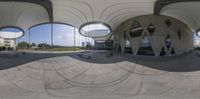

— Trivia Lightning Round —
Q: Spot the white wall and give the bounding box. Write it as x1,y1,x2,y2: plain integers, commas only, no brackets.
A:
0,38,16,48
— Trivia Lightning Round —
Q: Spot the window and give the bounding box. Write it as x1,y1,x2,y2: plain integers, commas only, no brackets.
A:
165,34,172,51
137,33,154,56
17,23,95,51
140,33,151,47
129,20,143,38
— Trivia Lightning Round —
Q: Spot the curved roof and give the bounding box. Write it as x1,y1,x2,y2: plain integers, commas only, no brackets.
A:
51,0,156,30
0,0,199,41
159,2,200,32
0,31,24,39
0,1,50,30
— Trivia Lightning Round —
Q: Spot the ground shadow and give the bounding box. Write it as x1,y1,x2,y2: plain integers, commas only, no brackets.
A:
0,51,200,72
123,53,200,72
0,52,72,70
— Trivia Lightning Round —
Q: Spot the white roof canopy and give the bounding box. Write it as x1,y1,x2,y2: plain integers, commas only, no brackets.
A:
51,0,155,41
0,2,50,30
0,0,199,41
0,31,23,39
51,0,156,30
160,2,200,32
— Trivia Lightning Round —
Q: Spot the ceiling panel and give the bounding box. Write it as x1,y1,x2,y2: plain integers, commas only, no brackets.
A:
0,2,50,30
51,0,156,30
160,2,200,32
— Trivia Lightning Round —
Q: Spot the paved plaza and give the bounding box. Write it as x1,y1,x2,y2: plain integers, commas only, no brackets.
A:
0,51,200,99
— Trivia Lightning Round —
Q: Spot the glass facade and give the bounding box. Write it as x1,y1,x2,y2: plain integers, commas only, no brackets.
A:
16,23,95,52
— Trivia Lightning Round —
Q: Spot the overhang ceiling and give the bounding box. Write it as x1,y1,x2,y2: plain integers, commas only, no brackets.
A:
0,0,199,41
159,2,200,32
0,1,50,30
51,0,156,30
0,31,24,39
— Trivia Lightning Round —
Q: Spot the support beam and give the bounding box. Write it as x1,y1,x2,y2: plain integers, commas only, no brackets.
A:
51,23,54,46
29,28,31,46
74,27,76,52
154,0,200,15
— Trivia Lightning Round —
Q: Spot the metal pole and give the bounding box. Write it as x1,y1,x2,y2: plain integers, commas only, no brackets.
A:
29,28,31,48
51,23,53,47
85,36,87,52
74,27,76,52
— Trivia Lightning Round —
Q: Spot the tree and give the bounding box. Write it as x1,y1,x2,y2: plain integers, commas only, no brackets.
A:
38,43,50,49
18,41,30,49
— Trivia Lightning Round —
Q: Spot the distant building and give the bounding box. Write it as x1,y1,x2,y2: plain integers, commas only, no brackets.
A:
114,15,194,56
82,42,85,47
0,38,16,48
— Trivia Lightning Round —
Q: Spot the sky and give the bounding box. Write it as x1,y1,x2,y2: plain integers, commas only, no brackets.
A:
195,32,200,39
1,28,22,33
16,24,94,47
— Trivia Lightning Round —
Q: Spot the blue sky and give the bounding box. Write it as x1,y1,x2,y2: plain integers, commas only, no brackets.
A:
16,24,94,47
1,28,22,33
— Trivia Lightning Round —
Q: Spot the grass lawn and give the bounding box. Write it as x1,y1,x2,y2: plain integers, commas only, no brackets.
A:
17,46,84,52
45,47,81,51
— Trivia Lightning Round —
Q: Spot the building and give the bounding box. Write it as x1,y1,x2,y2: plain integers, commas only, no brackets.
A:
114,15,194,56
0,38,16,48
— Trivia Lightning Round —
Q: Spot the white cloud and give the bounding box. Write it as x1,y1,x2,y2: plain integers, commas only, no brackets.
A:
56,35,63,39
